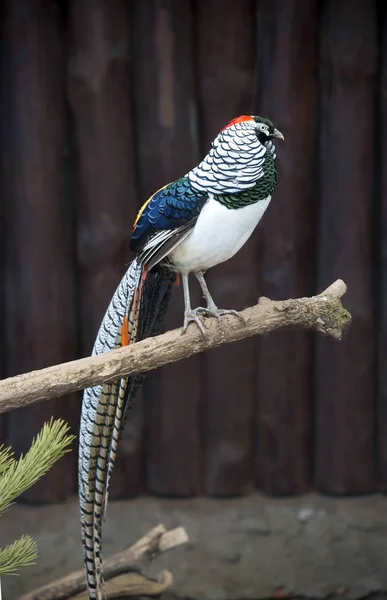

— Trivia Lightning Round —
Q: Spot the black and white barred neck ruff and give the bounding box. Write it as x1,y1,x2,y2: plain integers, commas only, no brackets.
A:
188,121,276,195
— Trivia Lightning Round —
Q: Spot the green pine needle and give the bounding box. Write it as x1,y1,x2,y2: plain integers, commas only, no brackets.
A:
0,418,75,515
0,536,38,575
0,446,14,475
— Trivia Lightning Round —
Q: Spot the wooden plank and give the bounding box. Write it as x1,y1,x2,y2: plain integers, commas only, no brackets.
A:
1,0,78,501
315,0,376,494
255,0,317,495
195,0,257,495
377,5,387,491
132,0,203,496
67,0,141,498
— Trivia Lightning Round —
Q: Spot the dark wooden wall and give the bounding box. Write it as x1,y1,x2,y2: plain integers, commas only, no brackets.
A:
0,0,384,501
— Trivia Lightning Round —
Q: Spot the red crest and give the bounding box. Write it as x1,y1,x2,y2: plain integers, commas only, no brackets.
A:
220,115,254,132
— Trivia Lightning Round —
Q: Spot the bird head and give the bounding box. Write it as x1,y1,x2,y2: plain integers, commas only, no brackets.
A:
220,115,284,145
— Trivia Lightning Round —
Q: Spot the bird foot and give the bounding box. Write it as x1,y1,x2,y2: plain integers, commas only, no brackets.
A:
181,307,246,337
182,308,207,338
207,308,247,323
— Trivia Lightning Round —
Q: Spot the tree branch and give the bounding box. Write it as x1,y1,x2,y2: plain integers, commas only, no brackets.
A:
16,525,189,600
0,280,351,414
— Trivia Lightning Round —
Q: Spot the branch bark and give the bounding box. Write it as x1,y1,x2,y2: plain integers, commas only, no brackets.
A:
0,280,351,414
16,525,188,600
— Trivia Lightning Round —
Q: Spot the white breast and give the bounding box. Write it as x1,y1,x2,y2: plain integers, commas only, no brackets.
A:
169,195,271,273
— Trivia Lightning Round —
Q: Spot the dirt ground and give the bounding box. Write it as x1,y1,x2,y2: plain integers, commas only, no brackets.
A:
2,493,387,600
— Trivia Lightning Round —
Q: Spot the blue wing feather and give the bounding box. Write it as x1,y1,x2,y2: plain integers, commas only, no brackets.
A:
130,177,207,253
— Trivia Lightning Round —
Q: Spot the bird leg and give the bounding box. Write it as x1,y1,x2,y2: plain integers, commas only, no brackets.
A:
181,273,207,337
195,271,246,323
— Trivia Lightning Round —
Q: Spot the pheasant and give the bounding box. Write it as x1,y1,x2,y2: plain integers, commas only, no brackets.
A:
79,115,283,599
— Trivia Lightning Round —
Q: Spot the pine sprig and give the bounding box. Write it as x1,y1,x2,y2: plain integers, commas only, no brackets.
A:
0,446,14,475
0,536,38,575
0,418,75,515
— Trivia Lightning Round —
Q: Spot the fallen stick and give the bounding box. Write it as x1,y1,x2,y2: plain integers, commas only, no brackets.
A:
16,525,188,600
71,570,173,599
0,279,351,414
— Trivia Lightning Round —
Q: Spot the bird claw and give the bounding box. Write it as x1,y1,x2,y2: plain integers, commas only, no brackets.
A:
212,308,246,323
182,308,207,338
199,303,246,323
181,307,246,337
195,306,219,318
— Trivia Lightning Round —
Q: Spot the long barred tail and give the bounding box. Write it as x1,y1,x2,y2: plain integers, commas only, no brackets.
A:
78,258,175,599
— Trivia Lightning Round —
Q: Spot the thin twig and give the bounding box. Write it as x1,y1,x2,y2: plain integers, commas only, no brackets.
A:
0,279,351,414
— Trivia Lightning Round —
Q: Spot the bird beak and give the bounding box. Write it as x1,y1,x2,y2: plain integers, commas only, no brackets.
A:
272,128,284,141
